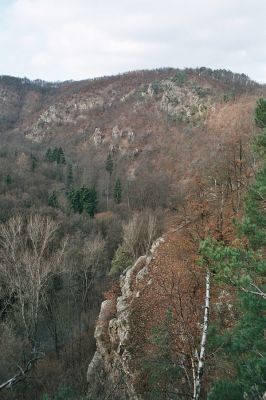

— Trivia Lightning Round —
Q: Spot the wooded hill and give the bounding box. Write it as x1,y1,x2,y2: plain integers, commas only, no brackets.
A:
0,68,265,399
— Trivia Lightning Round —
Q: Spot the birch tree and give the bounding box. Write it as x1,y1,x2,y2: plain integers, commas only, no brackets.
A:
193,270,210,400
0,214,67,345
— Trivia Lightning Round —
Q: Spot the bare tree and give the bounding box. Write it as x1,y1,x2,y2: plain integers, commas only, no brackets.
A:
0,351,44,391
0,214,67,345
81,234,106,305
122,211,160,259
122,214,143,259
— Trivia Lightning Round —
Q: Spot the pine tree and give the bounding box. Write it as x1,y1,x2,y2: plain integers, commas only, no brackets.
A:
105,154,113,210
207,292,265,400
105,154,113,176
68,188,83,214
114,178,122,204
48,191,59,208
45,148,53,162
31,154,37,172
68,186,97,217
255,97,266,128
81,186,98,217
58,147,66,164
52,148,59,163
66,163,73,189
6,174,11,185
253,131,266,160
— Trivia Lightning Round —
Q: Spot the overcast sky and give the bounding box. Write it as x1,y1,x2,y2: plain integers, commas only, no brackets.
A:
0,0,265,82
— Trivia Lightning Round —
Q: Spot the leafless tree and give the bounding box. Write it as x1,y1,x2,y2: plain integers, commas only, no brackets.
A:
0,351,44,391
81,234,106,305
0,214,67,345
122,211,160,259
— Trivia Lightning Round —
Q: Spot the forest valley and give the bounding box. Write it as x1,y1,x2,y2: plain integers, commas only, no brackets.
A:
0,68,265,399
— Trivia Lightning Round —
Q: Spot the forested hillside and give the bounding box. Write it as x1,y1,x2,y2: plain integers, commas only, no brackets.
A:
0,68,265,400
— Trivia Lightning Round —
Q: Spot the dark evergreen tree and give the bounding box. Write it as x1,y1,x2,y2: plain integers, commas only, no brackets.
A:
105,154,113,210
31,154,37,172
114,178,122,204
68,188,83,214
48,191,59,208
68,186,97,217
66,163,73,189
45,148,53,162
206,291,266,400
255,97,266,128
51,148,59,163
46,147,65,164
6,174,11,185
105,154,113,176
58,147,66,164
81,186,98,217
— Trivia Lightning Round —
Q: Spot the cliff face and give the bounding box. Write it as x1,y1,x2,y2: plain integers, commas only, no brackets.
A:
87,237,165,400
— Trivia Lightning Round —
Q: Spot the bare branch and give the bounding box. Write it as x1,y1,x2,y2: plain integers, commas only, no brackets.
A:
0,352,44,391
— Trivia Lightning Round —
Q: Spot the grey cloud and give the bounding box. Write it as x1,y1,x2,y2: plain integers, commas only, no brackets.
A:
0,0,265,82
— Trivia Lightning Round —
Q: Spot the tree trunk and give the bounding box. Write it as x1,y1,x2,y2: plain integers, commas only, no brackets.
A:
193,270,210,400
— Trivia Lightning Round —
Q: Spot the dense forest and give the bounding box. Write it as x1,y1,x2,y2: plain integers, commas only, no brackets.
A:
0,68,265,399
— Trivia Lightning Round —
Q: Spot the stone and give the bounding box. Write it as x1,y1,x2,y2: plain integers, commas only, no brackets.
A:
93,127,103,145
87,236,165,399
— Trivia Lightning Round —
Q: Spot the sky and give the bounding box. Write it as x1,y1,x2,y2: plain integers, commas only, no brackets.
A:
0,0,265,82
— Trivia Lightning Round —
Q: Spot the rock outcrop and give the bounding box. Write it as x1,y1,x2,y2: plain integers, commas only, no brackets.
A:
87,237,164,400
159,79,213,123
25,95,104,142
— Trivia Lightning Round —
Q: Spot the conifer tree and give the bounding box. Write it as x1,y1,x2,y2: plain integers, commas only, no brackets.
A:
68,186,97,217
58,147,66,164
114,178,122,204
6,174,11,185
66,163,73,189
48,191,59,208
68,188,83,214
46,147,66,164
105,154,113,176
105,154,113,210
45,148,53,162
255,97,266,128
31,154,37,172
52,148,59,163
82,186,98,217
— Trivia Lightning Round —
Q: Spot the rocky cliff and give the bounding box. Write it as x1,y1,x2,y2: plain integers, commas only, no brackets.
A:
87,237,164,400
